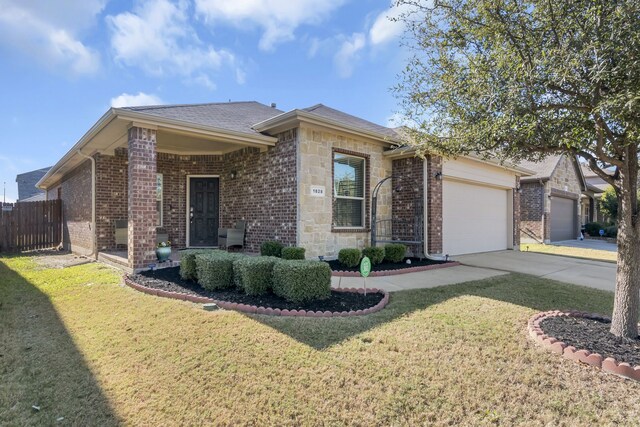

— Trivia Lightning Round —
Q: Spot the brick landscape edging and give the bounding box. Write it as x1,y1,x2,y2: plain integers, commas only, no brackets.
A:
332,261,461,277
528,310,640,382
123,275,390,317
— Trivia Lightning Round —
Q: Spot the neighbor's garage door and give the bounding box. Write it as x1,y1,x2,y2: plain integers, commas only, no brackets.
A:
550,197,576,241
442,180,509,255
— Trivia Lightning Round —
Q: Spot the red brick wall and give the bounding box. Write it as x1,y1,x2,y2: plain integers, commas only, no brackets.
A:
60,160,92,255
391,156,424,255
95,149,128,250
513,176,521,247
94,129,297,254
220,129,297,252
425,155,443,254
520,181,544,242
128,126,157,270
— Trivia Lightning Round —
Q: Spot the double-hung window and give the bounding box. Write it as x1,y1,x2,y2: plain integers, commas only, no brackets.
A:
333,153,365,228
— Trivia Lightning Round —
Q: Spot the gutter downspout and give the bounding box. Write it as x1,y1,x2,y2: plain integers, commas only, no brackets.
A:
77,150,97,259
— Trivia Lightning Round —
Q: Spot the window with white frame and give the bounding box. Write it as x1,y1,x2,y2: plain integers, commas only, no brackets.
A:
156,173,163,227
333,153,365,228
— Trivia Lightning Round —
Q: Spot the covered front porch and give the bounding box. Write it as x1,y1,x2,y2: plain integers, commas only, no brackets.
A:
86,112,281,271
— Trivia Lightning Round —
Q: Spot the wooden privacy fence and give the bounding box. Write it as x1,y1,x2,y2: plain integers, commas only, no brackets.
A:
0,200,63,253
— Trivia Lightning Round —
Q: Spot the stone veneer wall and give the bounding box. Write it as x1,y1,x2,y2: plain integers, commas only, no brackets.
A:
297,124,392,259
391,156,425,256
60,160,93,255
94,129,297,254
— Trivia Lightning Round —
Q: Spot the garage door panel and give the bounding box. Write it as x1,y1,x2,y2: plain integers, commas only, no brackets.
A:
443,180,509,255
550,197,576,241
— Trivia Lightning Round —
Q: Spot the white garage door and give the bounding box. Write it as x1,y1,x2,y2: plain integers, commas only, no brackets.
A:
443,180,509,255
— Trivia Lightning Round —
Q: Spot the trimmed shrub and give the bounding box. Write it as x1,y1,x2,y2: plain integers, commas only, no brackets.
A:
362,246,385,265
260,240,284,257
272,260,331,303
179,249,212,280
281,246,306,260
338,248,362,268
384,243,407,263
195,252,244,290
233,256,279,296
584,222,603,236
605,226,618,238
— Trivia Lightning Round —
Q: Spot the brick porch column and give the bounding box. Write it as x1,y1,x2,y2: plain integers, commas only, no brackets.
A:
128,125,157,270
426,155,443,254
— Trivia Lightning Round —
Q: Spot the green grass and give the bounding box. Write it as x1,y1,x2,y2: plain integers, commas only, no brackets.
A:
520,243,617,262
1,254,639,425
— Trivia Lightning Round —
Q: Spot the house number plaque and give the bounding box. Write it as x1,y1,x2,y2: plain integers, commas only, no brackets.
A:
310,185,325,197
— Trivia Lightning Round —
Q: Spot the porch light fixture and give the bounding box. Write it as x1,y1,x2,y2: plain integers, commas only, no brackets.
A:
230,170,238,179
434,171,443,181
516,185,522,194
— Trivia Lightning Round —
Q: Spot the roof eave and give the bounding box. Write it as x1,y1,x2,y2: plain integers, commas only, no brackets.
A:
253,109,403,146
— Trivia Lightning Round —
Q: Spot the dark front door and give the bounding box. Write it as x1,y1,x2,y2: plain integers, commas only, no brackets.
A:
189,177,219,247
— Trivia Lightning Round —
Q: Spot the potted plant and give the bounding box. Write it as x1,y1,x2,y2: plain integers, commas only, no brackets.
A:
156,240,172,262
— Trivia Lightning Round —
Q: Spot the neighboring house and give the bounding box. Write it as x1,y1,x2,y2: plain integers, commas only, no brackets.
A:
37,101,530,271
580,163,610,225
519,154,587,243
15,167,51,201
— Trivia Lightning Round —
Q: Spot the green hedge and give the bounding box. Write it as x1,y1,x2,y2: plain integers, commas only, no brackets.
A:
605,226,618,238
272,260,331,303
179,249,213,280
281,246,306,260
584,222,603,236
260,241,284,257
338,248,361,268
195,252,245,290
362,246,385,265
233,256,279,296
384,243,407,263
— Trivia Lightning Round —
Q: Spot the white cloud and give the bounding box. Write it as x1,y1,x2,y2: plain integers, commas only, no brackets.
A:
334,33,366,78
369,3,408,46
110,92,164,108
0,0,103,74
107,0,238,88
194,0,346,51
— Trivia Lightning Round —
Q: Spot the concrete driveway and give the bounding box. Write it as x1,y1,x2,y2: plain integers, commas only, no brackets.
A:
456,250,616,292
547,239,617,252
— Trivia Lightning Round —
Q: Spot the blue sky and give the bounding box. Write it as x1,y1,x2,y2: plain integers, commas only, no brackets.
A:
0,0,409,202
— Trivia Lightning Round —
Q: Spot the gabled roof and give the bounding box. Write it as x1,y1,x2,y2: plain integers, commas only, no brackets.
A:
519,154,587,191
301,104,400,140
16,166,51,201
518,155,563,180
122,101,284,137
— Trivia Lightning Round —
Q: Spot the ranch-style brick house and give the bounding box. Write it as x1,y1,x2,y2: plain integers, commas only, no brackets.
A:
37,101,531,271
519,154,587,243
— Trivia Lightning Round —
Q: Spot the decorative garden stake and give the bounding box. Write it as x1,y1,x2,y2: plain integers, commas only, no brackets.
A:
360,256,371,296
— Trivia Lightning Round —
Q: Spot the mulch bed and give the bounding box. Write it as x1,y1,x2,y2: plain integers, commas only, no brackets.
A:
131,267,383,312
325,257,448,272
540,316,640,367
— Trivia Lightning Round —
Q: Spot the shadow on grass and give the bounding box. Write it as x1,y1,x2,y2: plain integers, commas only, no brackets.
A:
255,273,617,350
0,255,119,425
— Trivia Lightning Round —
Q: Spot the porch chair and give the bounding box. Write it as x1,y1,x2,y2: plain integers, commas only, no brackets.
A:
218,220,246,250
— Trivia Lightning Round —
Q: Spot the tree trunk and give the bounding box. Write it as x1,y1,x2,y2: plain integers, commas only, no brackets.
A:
610,152,640,338
611,228,640,338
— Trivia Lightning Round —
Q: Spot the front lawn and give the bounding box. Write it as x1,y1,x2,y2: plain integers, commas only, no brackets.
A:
1,254,638,425
520,243,617,262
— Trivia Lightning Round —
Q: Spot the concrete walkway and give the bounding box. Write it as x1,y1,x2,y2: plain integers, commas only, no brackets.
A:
551,239,617,252
331,265,508,292
456,250,616,292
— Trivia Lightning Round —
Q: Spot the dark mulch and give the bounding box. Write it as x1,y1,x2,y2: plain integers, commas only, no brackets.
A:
326,257,449,272
541,316,640,366
131,267,383,312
